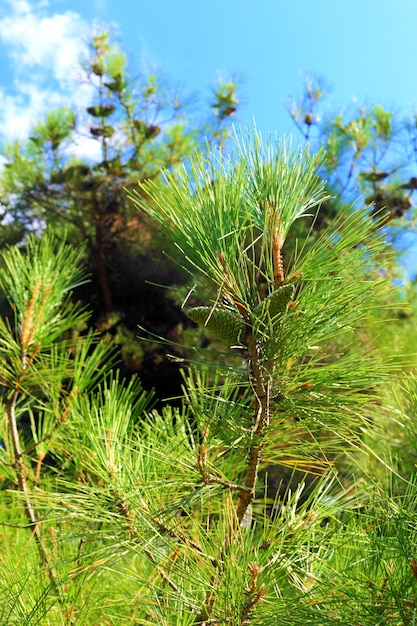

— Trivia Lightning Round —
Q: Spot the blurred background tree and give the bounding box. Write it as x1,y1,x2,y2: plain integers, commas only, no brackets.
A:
288,75,417,271
0,31,239,401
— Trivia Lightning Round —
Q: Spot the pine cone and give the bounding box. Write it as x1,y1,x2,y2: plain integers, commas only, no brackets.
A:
187,306,246,346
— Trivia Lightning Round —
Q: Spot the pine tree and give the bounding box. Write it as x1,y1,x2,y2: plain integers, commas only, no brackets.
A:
125,130,402,623
2,132,417,625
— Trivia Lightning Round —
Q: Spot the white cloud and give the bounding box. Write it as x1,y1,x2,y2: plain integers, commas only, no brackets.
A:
0,88,41,140
65,134,103,162
0,0,92,141
0,0,88,83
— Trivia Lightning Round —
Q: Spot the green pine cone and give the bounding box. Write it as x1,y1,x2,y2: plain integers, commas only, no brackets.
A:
187,306,246,346
253,283,295,320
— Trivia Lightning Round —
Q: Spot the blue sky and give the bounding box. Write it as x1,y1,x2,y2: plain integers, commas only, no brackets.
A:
58,0,417,134
0,0,416,276
2,0,417,139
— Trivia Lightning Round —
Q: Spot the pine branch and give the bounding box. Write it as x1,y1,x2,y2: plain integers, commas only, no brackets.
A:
235,332,271,526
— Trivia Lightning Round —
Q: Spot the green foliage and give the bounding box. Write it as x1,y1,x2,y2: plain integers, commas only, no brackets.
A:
31,108,76,152
130,134,327,305
1,133,417,625
288,76,417,247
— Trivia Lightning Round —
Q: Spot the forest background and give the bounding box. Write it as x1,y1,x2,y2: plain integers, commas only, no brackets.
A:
1,1,417,624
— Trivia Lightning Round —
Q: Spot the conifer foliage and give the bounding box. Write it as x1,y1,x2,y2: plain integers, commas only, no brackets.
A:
1,132,416,625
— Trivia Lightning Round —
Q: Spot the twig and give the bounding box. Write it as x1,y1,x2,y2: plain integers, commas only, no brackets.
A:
6,391,61,594
148,510,218,566
114,490,211,595
235,333,271,526
240,562,266,624
197,444,252,492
